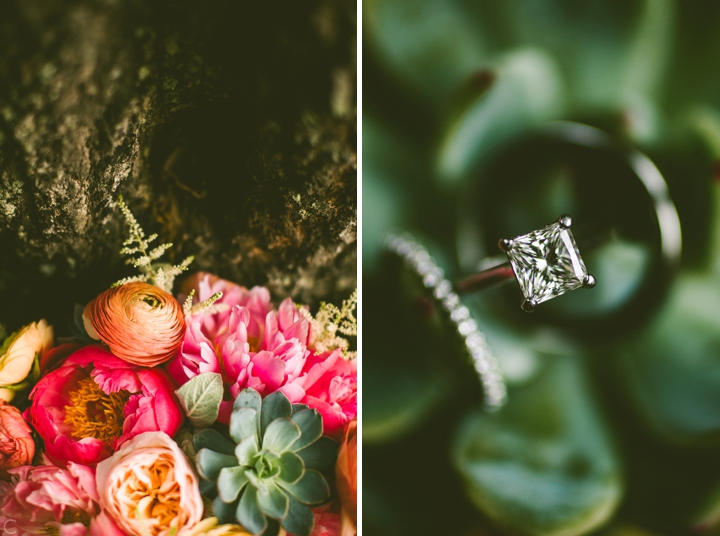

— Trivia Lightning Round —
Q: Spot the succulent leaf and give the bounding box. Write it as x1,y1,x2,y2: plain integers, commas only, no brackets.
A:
197,449,239,480
213,495,238,525
289,409,323,451
261,391,292,435
237,485,268,535
235,388,263,416
278,450,304,484
292,403,310,413
262,418,301,453
257,482,290,519
295,436,339,472
193,428,236,456
200,479,218,499
278,469,330,506
230,407,258,443
235,435,259,467
280,494,315,536
218,466,250,504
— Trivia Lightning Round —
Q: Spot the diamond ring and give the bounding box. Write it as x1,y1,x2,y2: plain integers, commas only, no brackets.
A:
456,214,596,312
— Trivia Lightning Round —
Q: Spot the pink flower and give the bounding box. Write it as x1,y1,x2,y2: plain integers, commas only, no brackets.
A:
27,345,184,466
0,461,100,535
0,400,35,477
300,354,357,437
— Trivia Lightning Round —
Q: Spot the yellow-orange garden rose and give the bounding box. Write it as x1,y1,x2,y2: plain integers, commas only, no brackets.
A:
95,431,203,536
0,400,35,477
336,420,357,536
184,518,252,536
0,319,53,401
83,282,185,366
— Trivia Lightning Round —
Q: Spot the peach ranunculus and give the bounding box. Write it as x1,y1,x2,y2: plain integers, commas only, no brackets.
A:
336,420,357,534
96,431,203,536
0,401,35,477
0,319,53,401
184,518,252,536
83,281,185,367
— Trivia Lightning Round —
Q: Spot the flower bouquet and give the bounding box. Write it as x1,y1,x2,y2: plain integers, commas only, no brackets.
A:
0,199,357,536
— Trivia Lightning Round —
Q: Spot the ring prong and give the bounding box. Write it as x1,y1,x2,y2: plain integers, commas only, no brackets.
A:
558,214,572,229
521,299,537,313
498,238,514,252
583,274,596,288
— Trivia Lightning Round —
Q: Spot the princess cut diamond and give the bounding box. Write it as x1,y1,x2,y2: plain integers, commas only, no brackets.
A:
503,218,592,310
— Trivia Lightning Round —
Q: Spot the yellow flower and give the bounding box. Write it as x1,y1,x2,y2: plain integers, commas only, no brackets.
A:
183,518,252,536
96,431,203,536
0,320,53,402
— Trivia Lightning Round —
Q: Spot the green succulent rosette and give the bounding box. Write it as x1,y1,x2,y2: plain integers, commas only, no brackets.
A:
194,388,338,536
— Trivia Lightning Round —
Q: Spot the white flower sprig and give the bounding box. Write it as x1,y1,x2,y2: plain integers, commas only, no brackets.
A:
299,289,357,359
113,196,194,294
182,289,227,317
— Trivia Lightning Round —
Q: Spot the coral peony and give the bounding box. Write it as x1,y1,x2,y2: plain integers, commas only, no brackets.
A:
27,345,183,466
0,319,53,401
336,420,357,532
96,431,203,536
0,401,35,478
300,353,357,437
0,461,100,535
83,281,185,366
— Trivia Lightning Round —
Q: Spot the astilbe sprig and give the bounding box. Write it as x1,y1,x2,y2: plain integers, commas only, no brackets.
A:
299,289,357,358
112,196,194,293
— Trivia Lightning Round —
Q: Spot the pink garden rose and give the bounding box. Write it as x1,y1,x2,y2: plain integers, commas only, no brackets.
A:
0,400,35,477
27,345,184,466
0,461,100,535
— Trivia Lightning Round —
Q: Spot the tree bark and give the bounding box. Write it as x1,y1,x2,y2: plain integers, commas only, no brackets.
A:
0,0,357,331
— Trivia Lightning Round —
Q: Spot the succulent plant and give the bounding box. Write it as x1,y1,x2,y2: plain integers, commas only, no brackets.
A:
194,388,338,536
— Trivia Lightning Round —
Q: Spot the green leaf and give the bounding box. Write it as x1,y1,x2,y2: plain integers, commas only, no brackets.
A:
196,449,238,481
174,372,223,428
292,403,310,413
234,388,262,414
237,485,267,535
280,494,315,536
262,418,301,453
289,409,322,451
278,469,330,506
235,435,259,467
200,479,217,499
295,436,339,472
277,450,304,484
230,408,258,444
193,429,235,456
453,354,622,536
213,495,238,525
218,466,250,504
257,482,290,520
261,391,292,436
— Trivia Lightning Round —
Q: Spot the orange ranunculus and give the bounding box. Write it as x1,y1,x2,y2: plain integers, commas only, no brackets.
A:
0,400,35,477
83,282,185,367
336,420,357,534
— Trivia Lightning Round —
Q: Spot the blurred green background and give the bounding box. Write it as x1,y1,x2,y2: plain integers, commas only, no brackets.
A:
362,1,720,535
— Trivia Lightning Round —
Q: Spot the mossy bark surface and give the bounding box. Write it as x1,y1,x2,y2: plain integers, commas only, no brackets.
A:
0,0,356,331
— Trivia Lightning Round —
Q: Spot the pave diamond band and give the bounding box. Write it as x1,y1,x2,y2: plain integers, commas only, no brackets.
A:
457,215,596,311
385,232,507,411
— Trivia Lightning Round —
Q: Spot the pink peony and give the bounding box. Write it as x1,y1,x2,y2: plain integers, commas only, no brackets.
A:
300,353,357,437
0,461,100,535
0,400,35,477
27,345,184,466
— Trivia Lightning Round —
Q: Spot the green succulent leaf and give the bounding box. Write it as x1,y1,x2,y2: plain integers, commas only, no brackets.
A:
235,387,263,412
196,449,238,481
292,403,310,413
261,391,292,436
263,418,301,453
278,469,330,506
218,466,250,504
246,468,269,495
193,429,236,456
280,494,315,536
235,435,259,467
289,409,323,451
296,436,339,472
174,372,224,428
213,495,238,525
230,408,258,444
200,479,217,499
277,450,304,484
237,485,268,535
257,482,290,520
